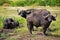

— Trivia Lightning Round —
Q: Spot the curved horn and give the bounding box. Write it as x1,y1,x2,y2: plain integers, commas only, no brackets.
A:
44,14,50,18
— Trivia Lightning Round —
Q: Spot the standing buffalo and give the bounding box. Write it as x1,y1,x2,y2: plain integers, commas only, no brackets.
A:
18,9,57,35
3,18,19,29
18,9,37,30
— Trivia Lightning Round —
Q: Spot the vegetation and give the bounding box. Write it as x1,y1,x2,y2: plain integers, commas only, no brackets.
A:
0,0,60,40
0,0,10,5
0,0,60,6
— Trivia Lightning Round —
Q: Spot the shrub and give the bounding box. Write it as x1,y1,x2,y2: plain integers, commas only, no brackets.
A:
9,0,36,6
0,0,10,5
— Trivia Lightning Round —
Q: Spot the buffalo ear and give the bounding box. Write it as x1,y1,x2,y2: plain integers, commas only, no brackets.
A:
45,17,52,22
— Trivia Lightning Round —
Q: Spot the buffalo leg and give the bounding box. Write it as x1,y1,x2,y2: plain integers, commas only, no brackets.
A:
27,22,33,34
43,27,48,35
43,22,51,35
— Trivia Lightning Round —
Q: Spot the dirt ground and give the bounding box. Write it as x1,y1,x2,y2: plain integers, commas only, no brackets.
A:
0,29,60,40
7,33,60,40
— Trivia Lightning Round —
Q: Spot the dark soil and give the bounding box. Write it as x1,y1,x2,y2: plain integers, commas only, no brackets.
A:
0,29,60,40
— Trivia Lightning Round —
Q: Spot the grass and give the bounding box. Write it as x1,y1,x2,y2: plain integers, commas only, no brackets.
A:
0,6,60,40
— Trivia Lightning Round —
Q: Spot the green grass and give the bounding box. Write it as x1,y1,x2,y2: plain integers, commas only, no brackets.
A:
0,6,60,39
0,16,4,28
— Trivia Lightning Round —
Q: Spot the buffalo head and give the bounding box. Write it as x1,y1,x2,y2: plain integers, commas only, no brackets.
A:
17,10,31,18
3,18,19,29
17,9,34,18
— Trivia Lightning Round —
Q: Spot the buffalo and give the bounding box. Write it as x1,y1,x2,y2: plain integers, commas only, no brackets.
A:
3,18,19,29
18,9,37,30
18,9,57,35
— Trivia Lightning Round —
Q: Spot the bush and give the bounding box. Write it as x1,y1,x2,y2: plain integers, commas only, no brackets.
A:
38,1,46,6
0,0,10,5
15,1,27,6
0,0,60,6
9,1,16,6
9,0,36,6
